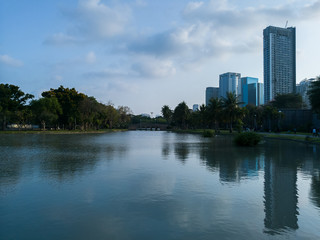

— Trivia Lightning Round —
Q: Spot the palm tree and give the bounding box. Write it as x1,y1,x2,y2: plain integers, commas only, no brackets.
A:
207,98,223,132
198,104,207,128
222,92,242,133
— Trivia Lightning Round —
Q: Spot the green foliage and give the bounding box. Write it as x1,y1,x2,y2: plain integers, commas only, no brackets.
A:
30,97,62,130
262,105,282,131
0,83,34,129
161,105,173,123
0,83,132,131
271,93,304,109
42,86,86,128
242,104,263,130
203,129,214,137
235,119,244,132
305,136,312,142
234,132,262,146
308,76,320,113
117,106,132,128
222,92,242,132
172,101,190,129
207,98,223,130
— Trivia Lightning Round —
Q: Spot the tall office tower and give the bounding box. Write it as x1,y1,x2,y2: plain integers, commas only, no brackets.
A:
263,26,296,103
205,87,219,106
219,72,241,99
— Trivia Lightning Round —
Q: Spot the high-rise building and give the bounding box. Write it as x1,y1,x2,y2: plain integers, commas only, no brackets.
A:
219,72,241,99
296,78,315,109
263,26,296,103
248,82,264,106
241,77,258,105
205,87,219,106
192,104,199,112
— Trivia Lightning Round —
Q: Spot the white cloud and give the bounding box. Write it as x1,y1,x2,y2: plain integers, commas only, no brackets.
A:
44,33,81,45
44,0,132,45
76,0,131,39
135,0,147,7
86,51,96,63
54,75,63,81
132,56,176,78
126,0,320,71
183,2,204,14
0,54,23,67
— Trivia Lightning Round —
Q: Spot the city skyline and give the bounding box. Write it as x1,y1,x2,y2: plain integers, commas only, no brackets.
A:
1,0,320,115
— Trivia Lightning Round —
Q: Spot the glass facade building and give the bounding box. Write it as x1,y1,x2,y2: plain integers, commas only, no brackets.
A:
205,87,219,106
263,26,296,103
219,72,241,99
241,77,264,106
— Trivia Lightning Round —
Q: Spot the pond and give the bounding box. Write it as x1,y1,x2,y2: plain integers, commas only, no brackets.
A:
0,131,319,239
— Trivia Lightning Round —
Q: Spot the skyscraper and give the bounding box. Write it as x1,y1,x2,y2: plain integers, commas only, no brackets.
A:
205,87,219,106
263,26,296,103
219,72,241,99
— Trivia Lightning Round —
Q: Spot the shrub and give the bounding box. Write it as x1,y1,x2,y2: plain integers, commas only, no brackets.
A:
203,130,214,137
305,136,312,142
234,132,262,146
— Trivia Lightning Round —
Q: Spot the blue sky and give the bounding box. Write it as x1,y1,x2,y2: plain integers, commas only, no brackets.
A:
1,0,320,115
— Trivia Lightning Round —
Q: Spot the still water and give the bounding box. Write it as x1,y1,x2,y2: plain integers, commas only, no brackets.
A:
0,131,319,240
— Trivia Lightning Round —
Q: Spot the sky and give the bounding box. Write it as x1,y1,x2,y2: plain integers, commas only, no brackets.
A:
1,0,320,115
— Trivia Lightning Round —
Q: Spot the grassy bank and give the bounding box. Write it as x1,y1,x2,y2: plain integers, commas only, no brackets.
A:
170,129,320,145
0,129,127,135
262,133,320,144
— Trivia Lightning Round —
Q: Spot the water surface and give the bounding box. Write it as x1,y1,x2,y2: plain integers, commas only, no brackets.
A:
0,131,319,239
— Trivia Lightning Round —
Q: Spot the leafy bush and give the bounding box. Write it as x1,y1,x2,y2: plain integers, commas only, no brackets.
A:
203,130,214,137
305,136,312,141
234,132,262,146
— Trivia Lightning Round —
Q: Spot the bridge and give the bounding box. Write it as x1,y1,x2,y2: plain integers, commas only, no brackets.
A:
128,123,169,131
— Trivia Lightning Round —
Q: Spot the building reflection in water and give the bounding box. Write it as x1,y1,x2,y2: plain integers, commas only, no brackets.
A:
161,133,320,233
263,143,299,234
310,147,320,209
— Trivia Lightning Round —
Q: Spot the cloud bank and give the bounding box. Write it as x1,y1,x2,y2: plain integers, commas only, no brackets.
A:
0,54,23,67
44,0,320,80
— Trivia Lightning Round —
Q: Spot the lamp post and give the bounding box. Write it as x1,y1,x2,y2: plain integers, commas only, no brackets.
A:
278,110,281,132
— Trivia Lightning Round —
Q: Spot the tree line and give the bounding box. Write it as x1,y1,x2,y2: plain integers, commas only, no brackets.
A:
0,84,132,131
161,76,320,132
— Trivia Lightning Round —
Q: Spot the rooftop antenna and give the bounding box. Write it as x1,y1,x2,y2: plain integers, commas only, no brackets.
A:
285,20,288,28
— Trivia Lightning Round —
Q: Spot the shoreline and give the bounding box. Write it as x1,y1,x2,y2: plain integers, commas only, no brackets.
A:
0,129,127,135
169,129,320,145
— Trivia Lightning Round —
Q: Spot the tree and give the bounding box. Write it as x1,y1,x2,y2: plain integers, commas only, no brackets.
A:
117,106,132,128
172,101,190,129
30,97,62,130
262,105,281,132
101,104,119,129
308,76,320,113
42,86,86,129
271,93,304,109
243,104,263,130
0,83,34,130
161,105,173,124
222,92,242,132
78,97,99,130
207,98,223,131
